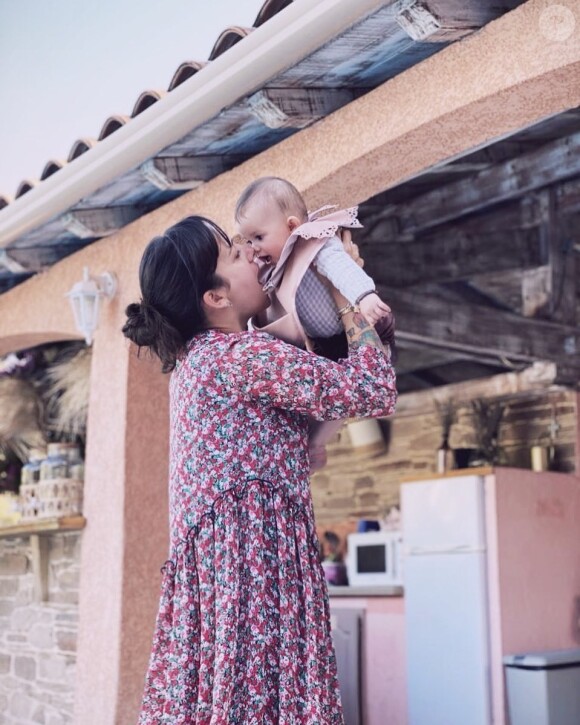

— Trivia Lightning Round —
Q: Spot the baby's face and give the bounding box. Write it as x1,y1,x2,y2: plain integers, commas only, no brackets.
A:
236,200,293,265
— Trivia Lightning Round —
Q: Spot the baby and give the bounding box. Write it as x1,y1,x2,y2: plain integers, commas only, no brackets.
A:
234,176,392,347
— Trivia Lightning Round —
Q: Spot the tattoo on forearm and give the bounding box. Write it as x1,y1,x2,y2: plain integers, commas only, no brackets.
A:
343,316,382,351
350,328,382,350
352,312,368,331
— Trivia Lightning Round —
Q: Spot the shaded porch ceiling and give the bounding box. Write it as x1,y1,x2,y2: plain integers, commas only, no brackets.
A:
356,107,580,392
2,0,577,395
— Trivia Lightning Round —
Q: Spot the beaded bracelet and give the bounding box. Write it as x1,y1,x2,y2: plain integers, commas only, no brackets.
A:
355,289,377,304
336,303,360,320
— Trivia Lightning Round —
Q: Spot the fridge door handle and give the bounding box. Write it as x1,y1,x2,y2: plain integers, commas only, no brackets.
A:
405,544,486,556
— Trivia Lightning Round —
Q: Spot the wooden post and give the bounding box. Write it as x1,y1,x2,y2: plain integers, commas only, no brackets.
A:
30,534,50,602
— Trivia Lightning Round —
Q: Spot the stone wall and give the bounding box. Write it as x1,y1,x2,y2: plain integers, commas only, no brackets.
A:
312,388,578,531
0,533,80,725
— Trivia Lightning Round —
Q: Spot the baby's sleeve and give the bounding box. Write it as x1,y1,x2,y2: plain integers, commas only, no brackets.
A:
314,235,375,304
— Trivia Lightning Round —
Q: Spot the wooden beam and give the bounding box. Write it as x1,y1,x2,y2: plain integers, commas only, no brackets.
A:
395,337,542,373
394,342,467,375
360,195,541,245
522,266,551,317
394,0,522,42
247,88,354,129
61,206,146,238
5,241,90,272
383,131,580,235
541,191,577,325
0,249,27,274
557,177,580,215
382,285,580,377
30,534,50,602
363,226,543,286
395,361,560,416
141,155,250,191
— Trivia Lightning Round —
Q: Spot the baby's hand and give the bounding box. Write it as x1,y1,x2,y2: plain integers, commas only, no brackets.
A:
359,293,391,326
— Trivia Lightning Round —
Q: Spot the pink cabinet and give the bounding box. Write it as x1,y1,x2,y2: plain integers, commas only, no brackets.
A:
330,591,407,725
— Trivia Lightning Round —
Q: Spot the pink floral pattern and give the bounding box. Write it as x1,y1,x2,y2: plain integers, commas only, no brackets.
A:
139,329,397,724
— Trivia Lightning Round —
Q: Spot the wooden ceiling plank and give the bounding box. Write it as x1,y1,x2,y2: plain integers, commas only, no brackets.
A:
556,176,580,215
395,361,559,416
363,226,542,286
385,131,580,235
381,284,580,371
520,189,577,324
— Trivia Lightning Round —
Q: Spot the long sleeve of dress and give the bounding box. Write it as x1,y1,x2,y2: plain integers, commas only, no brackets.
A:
225,332,396,421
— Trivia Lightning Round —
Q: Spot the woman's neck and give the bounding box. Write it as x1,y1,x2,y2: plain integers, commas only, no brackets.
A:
206,313,250,334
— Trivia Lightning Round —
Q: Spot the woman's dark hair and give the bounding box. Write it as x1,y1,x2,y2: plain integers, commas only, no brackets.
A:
122,215,230,373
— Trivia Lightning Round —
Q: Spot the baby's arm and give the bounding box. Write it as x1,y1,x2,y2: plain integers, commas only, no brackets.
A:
314,235,391,324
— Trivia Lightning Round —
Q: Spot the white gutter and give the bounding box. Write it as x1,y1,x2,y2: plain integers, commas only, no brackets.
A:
0,0,388,248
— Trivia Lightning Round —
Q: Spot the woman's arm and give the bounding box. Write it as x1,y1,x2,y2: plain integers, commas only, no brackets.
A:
223,326,396,422
332,287,386,352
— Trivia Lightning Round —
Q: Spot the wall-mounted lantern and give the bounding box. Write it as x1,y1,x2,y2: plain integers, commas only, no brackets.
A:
66,267,117,345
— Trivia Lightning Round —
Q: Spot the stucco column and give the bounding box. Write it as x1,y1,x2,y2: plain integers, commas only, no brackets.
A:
74,322,169,724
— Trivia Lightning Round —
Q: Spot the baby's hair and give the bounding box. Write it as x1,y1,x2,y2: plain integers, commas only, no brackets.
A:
235,177,308,223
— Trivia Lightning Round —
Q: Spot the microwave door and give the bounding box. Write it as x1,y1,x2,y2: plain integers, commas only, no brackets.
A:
352,539,398,586
357,542,387,575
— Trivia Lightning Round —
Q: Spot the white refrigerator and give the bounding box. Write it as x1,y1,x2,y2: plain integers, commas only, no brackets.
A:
402,474,491,725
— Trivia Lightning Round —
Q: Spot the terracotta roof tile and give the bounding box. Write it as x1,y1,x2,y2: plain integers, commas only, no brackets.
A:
98,115,130,141
40,160,65,180
67,138,97,162
131,90,167,117
254,0,293,27
15,180,37,199
2,0,292,202
167,61,206,91
208,26,253,60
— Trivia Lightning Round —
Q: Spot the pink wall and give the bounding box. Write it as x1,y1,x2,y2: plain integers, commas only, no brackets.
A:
74,336,170,724
486,468,580,724
330,595,407,725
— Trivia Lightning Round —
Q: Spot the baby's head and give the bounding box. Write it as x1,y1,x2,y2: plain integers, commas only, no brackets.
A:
235,177,308,264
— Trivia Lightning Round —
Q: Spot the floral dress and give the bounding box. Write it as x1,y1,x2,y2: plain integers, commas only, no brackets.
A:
139,329,397,724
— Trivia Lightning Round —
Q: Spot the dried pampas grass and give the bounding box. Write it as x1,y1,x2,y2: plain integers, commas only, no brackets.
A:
0,377,46,461
45,348,92,439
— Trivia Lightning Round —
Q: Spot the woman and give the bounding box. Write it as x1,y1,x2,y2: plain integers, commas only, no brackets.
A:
123,216,397,724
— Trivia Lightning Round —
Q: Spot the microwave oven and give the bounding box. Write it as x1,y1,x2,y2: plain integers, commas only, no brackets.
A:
346,531,404,587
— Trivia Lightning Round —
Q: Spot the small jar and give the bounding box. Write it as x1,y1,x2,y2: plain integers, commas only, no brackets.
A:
56,444,84,480
68,448,85,481
21,450,44,486
40,443,70,481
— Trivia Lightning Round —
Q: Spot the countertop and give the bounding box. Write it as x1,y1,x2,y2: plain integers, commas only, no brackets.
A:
327,585,404,597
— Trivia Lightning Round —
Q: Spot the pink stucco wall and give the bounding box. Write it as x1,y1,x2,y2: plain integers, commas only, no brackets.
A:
486,469,580,724
0,1,577,721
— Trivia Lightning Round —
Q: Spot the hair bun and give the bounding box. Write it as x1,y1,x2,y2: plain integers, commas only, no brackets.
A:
122,299,185,372
122,300,158,347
